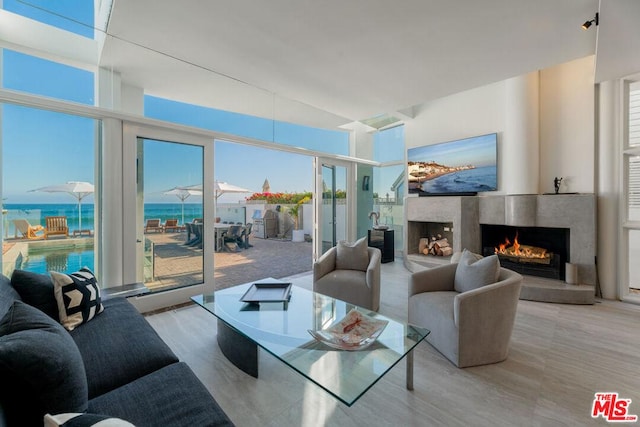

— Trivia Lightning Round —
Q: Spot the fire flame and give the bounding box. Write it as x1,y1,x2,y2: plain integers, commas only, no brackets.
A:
494,232,548,259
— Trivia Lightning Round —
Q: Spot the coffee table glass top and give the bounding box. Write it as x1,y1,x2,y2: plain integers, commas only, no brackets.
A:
191,279,430,406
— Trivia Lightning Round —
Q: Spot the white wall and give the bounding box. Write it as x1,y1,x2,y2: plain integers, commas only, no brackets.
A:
539,56,595,194
405,81,506,157
404,55,596,195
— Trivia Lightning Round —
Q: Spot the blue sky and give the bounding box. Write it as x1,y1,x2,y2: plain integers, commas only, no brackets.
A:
407,133,497,168
1,2,401,205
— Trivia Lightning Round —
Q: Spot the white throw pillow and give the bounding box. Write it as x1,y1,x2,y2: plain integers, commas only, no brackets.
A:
454,249,500,293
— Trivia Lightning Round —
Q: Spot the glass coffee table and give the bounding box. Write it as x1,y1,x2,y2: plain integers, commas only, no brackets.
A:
191,278,430,407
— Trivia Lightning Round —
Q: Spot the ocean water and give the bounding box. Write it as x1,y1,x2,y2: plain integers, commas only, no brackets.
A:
420,165,497,194
2,203,205,236
1,203,248,237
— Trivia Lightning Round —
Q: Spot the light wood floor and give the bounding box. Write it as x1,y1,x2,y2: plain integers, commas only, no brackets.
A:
146,260,640,427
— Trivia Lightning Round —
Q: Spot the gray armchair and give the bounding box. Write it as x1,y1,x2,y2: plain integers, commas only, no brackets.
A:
313,245,381,311
408,262,522,368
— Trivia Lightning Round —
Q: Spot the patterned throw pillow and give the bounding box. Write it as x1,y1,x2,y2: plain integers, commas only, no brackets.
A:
50,268,104,331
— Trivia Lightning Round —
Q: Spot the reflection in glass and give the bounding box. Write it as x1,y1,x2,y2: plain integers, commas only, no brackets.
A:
138,138,204,291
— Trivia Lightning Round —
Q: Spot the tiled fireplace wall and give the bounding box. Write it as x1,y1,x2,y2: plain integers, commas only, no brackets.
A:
405,194,596,285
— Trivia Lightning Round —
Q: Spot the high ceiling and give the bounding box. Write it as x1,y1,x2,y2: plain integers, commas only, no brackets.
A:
100,0,637,130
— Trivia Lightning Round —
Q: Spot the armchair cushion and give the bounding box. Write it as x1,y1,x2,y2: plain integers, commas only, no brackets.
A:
453,249,500,293
335,237,369,271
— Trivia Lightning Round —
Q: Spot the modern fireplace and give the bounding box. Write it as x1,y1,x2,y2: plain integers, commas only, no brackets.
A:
481,225,570,280
405,194,596,285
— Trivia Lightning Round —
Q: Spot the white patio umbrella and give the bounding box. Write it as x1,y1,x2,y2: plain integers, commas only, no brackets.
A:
163,187,202,224
182,181,251,200
30,181,94,231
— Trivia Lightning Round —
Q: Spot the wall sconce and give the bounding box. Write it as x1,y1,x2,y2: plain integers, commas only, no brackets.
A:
581,12,598,30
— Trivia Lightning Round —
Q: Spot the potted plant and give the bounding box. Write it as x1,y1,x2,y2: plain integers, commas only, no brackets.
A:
289,196,310,242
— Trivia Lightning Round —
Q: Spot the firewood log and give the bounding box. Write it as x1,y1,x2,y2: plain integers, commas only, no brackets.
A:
418,238,429,254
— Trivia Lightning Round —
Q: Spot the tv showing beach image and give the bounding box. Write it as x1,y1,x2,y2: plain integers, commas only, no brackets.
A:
407,133,498,195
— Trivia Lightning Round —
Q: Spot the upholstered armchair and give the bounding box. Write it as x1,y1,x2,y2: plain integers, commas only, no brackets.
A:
313,237,381,311
408,251,523,368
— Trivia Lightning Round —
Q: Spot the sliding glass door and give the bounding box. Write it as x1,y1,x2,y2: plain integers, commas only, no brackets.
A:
316,159,351,257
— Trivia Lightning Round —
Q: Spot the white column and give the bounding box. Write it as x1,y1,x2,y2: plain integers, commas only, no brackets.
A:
503,72,540,195
99,118,124,288
597,80,621,299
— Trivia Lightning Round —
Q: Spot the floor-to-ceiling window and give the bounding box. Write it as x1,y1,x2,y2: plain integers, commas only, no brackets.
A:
372,125,405,255
1,49,98,279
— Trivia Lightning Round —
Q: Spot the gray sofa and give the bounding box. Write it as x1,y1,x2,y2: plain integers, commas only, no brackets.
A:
0,271,234,427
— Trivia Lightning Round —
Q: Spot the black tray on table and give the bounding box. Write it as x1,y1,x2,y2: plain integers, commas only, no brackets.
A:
240,282,293,304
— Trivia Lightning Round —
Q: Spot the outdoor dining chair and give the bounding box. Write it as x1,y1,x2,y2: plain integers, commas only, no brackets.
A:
222,225,243,252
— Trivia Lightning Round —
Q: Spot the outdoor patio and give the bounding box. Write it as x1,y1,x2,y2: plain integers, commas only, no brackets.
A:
146,231,314,291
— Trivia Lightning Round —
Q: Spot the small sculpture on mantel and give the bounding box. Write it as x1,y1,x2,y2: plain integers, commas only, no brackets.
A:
554,177,563,194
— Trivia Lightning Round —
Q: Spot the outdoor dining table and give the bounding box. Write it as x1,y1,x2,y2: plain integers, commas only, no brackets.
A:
214,223,230,251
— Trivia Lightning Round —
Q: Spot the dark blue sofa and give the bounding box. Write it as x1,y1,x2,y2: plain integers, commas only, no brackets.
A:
0,271,234,427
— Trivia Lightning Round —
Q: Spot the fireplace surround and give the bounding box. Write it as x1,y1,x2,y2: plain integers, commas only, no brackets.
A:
405,194,596,303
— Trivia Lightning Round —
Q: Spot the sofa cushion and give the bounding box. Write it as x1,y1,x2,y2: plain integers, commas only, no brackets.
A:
50,268,104,331
71,297,179,399
10,269,59,321
335,237,369,271
44,413,135,427
87,362,234,427
454,249,500,293
0,301,88,426
0,273,21,319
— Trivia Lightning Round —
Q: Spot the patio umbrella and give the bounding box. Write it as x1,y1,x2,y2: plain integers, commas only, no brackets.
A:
30,181,94,231
214,181,251,200
182,181,251,200
163,187,202,224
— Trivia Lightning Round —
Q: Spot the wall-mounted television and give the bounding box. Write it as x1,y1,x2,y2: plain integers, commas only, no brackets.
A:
407,133,498,196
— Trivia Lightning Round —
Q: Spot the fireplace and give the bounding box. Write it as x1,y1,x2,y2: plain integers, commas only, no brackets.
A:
481,224,570,280
407,221,454,257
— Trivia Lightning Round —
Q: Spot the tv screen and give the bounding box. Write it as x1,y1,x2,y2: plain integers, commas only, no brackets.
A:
407,133,498,196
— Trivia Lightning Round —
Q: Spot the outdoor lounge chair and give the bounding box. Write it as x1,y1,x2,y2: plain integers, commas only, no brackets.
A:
44,216,69,239
144,218,163,233
163,218,181,232
13,219,45,239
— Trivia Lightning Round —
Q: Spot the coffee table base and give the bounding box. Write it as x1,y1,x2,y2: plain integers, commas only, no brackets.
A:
217,319,416,390
217,319,258,378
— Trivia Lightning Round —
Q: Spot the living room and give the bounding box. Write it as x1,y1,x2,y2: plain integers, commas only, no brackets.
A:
1,1,640,426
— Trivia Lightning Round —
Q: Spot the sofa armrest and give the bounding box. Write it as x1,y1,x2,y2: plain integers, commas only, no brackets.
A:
453,269,523,329
313,246,337,282
365,248,381,310
409,263,457,297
